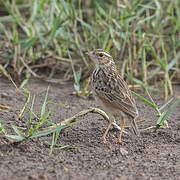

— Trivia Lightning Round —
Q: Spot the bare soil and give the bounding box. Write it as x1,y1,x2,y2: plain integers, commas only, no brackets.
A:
0,77,180,180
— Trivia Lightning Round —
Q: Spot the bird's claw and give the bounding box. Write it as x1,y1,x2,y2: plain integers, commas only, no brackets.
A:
112,138,125,145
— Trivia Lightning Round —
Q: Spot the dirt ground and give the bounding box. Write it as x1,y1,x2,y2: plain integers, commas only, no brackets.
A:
0,77,180,180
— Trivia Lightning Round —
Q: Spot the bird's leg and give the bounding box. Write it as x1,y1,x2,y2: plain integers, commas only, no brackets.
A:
101,116,114,143
112,120,129,134
112,115,125,144
117,116,125,143
101,122,112,143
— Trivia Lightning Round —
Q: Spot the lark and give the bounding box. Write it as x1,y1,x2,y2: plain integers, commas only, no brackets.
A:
86,49,140,143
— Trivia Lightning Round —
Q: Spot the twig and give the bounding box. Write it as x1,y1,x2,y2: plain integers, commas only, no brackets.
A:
20,57,40,78
143,126,155,131
43,107,128,134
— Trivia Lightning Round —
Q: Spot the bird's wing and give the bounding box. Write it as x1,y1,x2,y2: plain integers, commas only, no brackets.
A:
94,73,138,117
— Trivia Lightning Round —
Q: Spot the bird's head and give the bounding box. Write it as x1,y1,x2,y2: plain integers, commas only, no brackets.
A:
86,49,114,67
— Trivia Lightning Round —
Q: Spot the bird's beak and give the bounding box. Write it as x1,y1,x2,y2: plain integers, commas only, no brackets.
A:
85,51,93,56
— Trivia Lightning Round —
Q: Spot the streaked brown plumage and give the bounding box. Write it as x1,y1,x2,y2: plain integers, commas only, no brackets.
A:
86,49,140,143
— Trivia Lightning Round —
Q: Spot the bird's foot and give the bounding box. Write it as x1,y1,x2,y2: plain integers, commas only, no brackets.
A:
112,138,125,145
101,136,108,143
101,136,112,145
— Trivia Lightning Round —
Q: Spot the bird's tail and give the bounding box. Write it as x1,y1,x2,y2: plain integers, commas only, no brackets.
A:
131,117,140,136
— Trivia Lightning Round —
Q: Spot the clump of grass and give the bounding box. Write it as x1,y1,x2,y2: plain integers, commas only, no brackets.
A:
0,0,179,98
132,90,180,131
0,86,76,153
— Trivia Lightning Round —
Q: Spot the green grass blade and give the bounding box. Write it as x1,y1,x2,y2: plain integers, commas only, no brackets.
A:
131,91,158,109
28,95,36,127
20,71,31,89
57,145,75,150
155,98,180,130
30,122,76,139
5,134,25,141
50,130,61,154
12,125,24,137
21,37,39,50
0,120,6,134
147,43,165,69
167,52,180,71
126,73,159,92
17,89,31,119
159,97,174,111
40,86,49,119
31,0,46,21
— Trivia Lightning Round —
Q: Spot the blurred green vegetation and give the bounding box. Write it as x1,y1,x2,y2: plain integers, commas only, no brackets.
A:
0,0,180,98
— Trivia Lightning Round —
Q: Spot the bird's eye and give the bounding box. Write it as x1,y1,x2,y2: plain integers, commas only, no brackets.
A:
99,53,104,57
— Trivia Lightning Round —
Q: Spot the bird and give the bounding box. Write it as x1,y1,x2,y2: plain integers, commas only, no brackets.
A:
86,49,140,143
